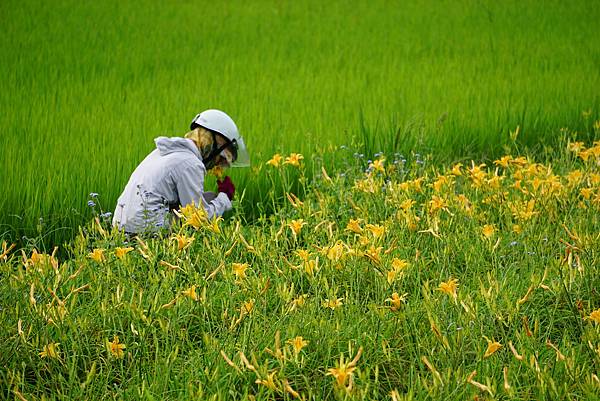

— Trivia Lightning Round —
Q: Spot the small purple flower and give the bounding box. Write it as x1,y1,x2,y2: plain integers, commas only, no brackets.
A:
87,200,96,207
89,192,99,198
101,212,112,219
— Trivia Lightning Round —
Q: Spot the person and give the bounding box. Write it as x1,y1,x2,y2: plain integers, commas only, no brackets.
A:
112,109,250,234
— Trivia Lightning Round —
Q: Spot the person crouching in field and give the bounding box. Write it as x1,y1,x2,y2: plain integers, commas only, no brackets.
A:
112,109,250,234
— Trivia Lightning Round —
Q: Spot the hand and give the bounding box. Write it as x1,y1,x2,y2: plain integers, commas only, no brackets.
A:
217,176,235,201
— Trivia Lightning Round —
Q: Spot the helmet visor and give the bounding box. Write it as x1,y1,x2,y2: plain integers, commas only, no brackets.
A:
231,136,250,167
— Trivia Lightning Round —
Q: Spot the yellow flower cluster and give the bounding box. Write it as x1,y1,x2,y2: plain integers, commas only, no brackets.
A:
266,153,304,168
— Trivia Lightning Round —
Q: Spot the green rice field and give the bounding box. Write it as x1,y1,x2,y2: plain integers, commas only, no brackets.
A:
1,0,599,246
2,1,600,400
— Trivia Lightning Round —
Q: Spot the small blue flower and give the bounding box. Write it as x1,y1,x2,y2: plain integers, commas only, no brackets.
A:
89,192,99,198
87,200,96,207
101,212,112,219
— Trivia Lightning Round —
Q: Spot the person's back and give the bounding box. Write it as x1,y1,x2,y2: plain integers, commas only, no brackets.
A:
113,137,210,233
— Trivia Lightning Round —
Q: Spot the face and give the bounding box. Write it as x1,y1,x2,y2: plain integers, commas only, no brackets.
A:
214,134,235,168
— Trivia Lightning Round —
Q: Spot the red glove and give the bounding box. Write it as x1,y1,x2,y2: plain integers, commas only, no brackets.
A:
217,176,235,201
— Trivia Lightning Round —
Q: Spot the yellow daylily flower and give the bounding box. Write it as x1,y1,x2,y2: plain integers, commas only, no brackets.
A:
429,195,448,214
494,155,512,168
266,153,283,167
326,242,345,262
241,299,255,315
366,223,385,239
450,163,463,176
39,342,60,359
304,258,319,275
173,233,194,251
438,278,459,299
179,203,196,219
289,294,308,311
108,336,126,359
587,308,600,324
326,347,362,390
364,246,383,264
295,249,310,262
386,292,407,311
287,336,309,355
399,199,416,212
207,217,222,234
181,205,207,229
391,258,409,272
565,170,583,186
115,247,134,260
483,339,502,358
88,248,105,263
232,262,249,280
371,158,385,173
255,371,278,391
322,297,343,310
482,224,496,239
345,219,363,234
284,153,304,167
288,219,307,238
567,141,585,153
182,285,199,301
581,187,594,200
387,269,399,284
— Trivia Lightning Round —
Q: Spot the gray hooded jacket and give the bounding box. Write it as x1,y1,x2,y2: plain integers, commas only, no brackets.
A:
112,137,232,233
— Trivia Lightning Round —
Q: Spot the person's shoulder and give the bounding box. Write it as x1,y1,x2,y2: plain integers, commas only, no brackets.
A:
173,156,206,175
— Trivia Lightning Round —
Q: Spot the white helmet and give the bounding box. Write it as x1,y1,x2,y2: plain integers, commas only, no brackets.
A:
190,109,250,167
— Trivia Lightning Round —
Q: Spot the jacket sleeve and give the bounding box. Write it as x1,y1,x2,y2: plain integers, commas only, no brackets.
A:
175,161,232,219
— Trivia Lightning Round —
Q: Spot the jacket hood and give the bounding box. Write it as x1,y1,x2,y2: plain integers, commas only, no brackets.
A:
154,137,201,158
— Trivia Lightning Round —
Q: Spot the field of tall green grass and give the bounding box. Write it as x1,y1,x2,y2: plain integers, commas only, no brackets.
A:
3,138,600,400
2,2,600,399
1,0,599,247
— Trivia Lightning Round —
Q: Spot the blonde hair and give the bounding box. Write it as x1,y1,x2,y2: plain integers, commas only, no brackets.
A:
184,127,234,166
184,127,214,150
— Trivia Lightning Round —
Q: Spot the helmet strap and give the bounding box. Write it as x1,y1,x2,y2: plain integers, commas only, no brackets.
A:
202,131,235,169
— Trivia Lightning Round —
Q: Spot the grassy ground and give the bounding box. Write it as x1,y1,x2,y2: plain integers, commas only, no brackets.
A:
2,138,600,400
1,0,600,246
